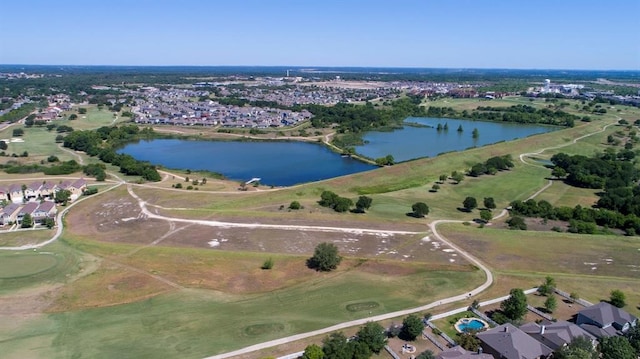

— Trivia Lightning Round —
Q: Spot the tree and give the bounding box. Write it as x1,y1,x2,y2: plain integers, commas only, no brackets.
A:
69,113,78,120
456,331,480,351
506,216,527,230
479,209,492,223
261,258,274,270
350,340,371,359
78,108,87,114
599,335,636,359
555,336,598,359
439,174,448,183
552,166,567,179
0,140,7,150
451,171,464,184
356,322,387,354
537,276,556,296
472,128,479,138
301,344,324,359
289,201,302,210
569,292,579,302
400,314,424,341
12,128,24,137
411,202,429,218
44,217,55,229
626,324,640,357
308,242,342,271
610,289,626,308
500,288,528,321
430,184,440,192
21,213,33,228
483,197,496,209
457,124,463,132
333,197,353,213
463,196,478,212
355,196,372,213
55,189,71,205
544,295,557,313
319,190,339,207
322,332,352,359
416,350,435,359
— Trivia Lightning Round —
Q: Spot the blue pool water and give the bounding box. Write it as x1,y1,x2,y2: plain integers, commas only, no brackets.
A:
457,319,486,332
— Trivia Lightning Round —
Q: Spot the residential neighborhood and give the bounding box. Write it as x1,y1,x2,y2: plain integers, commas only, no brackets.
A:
0,178,87,227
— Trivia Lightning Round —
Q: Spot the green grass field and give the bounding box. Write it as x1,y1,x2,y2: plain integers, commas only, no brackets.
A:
0,252,58,278
1,239,483,359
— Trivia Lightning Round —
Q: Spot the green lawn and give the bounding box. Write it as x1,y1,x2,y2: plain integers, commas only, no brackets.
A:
1,242,484,359
0,241,89,294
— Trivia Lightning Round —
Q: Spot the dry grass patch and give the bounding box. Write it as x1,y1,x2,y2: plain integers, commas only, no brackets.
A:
0,229,54,247
49,263,175,312
439,223,640,278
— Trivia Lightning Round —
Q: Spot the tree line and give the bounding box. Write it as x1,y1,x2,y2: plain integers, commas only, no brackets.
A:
62,124,161,181
506,150,640,235
426,104,578,127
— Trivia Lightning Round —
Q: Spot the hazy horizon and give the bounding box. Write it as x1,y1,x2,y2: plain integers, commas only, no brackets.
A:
1,0,638,70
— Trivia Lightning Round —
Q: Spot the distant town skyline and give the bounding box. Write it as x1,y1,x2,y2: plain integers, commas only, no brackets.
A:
1,0,638,70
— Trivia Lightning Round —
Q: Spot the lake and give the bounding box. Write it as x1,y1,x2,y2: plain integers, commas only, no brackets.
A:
119,118,557,186
354,117,556,162
118,139,376,186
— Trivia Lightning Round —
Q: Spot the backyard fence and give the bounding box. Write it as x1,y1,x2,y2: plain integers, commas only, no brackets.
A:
426,321,457,347
527,304,554,321
384,345,401,359
468,306,498,327
554,288,593,307
422,330,447,351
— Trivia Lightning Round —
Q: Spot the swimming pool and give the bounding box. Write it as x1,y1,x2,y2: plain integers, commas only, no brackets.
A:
454,318,489,333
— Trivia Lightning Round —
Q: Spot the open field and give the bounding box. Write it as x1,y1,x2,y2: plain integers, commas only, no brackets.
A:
1,240,483,359
2,99,640,358
438,223,640,316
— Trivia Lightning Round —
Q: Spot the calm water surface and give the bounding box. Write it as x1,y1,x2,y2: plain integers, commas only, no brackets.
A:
119,139,376,186
120,118,557,185
354,117,556,162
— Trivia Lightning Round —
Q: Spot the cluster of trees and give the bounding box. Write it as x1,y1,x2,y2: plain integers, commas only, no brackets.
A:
62,125,161,181
427,104,578,127
508,198,640,234
550,152,638,190
2,159,82,176
319,191,372,213
468,155,514,177
306,97,426,146
510,146,640,235
302,314,430,359
0,102,37,123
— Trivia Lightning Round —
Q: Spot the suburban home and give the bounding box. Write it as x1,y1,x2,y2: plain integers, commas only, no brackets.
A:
436,346,494,359
576,301,638,338
40,181,58,199
16,202,38,225
58,178,87,201
8,184,23,204
32,201,57,223
0,203,21,225
24,181,43,202
519,320,596,350
0,186,8,202
476,323,553,359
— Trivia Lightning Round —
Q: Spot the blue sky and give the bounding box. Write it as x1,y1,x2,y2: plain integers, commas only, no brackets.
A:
1,0,638,70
